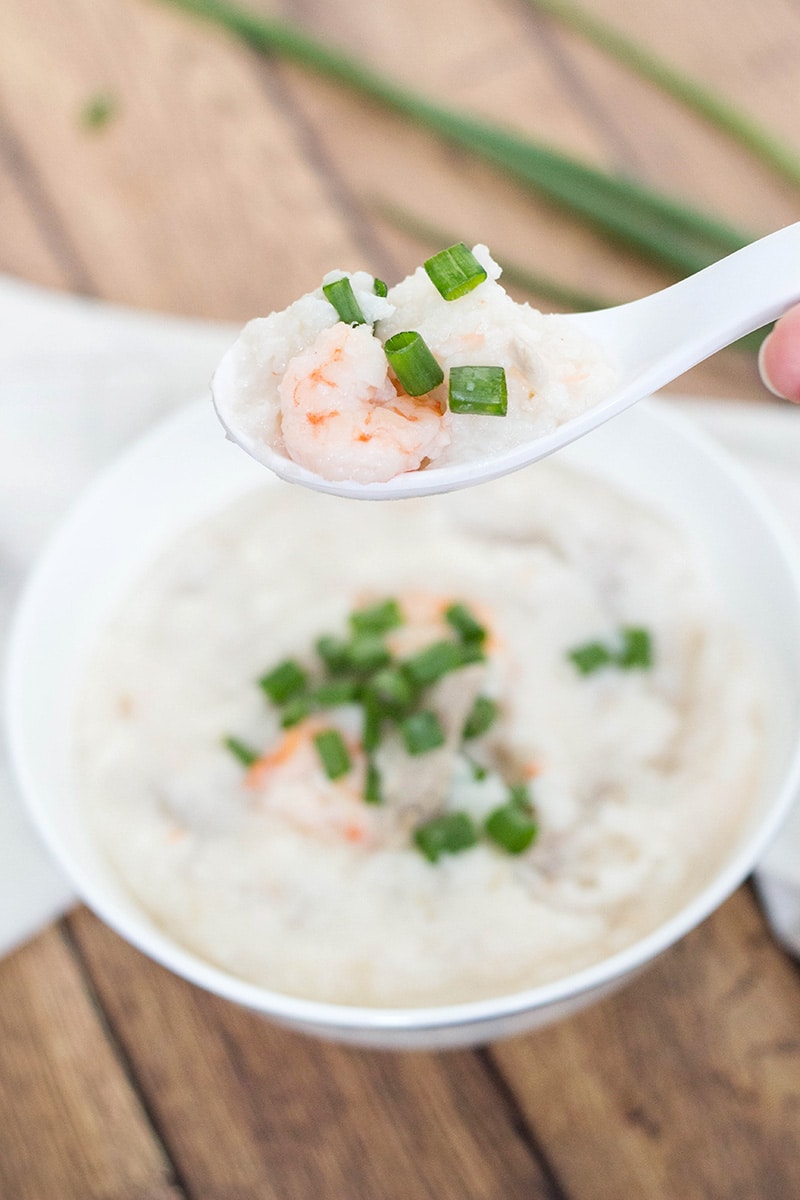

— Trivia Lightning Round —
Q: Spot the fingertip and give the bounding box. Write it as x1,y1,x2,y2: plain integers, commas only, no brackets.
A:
759,307,800,403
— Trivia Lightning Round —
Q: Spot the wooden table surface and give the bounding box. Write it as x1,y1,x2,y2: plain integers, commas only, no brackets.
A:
3,1,800,1196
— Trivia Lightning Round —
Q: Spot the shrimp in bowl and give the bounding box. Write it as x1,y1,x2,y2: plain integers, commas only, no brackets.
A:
212,245,617,487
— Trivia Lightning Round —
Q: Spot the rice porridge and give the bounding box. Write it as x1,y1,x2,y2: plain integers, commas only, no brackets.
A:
214,244,617,484
75,464,764,1007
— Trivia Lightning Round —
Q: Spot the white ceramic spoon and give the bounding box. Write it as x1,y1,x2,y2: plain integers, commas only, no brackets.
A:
213,222,800,501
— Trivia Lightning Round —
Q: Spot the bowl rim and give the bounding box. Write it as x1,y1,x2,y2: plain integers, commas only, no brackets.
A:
6,394,800,1034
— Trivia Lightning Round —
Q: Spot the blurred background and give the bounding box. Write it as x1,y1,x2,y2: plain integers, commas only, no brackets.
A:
2,1,800,1197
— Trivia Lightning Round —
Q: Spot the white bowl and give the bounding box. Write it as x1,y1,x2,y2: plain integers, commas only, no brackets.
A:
6,397,800,1049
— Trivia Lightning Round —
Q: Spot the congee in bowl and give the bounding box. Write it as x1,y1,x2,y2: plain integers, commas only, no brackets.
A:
8,398,800,1045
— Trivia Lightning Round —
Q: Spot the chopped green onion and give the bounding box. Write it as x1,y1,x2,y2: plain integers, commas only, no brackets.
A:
349,598,403,636
445,602,487,644
364,759,383,804
366,667,418,716
383,331,444,396
485,798,538,854
316,635,351,675
463,695,498,740
373,277,388,298
449,365,507,417
404,639,478,687
313,728,352,779
223,735,259,767
424,243,487,301
259,659,308,703
414,811,478,862
322,276,367,325
345,634,392,673
361,693,382,753
81,92,118,130
401,710,446,755
568,641,613,675
314,679,362,707
280,696,314,727
508,782,532,809
617,626,653,669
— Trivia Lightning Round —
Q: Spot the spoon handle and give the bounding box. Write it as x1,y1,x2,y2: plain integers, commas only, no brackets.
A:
578,222,800,398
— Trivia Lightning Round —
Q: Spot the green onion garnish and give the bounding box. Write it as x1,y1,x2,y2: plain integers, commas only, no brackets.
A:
383,331,444,396
367,667,418,716
403,640,469,687
316,635,351,675
401,710,446,755
448,365,508,417
364,759,383,804
313,728,352,780
223,735,259,767
617,626,653,669
568,641,613,675
345,634,392,673
81,92,118,130
280,696,314,727
485,794,538,854
322,276,367,326
414,811,478,862
259,659,308,703
373,277,388,298
445,602,487,644
361,693,382,753
424,243,487,301
350,598,403,636
568,627,654,674
463,695,498,740
314,679,362,707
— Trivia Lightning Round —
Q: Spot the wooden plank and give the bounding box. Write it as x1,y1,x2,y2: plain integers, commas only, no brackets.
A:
0,0,371,318
0,110,90,293
490,887,800,1200
68,907,562,1200
0,926,184,1200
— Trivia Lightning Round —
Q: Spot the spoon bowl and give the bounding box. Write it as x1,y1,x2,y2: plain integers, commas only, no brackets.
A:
213,223,800,500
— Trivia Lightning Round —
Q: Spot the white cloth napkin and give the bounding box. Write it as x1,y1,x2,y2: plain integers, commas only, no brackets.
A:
1,276,799,957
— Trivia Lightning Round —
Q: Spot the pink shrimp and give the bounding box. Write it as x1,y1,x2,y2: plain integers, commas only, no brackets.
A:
278,323,450,483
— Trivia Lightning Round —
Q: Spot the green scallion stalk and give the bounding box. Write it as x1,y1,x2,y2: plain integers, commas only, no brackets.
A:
366,667,418,717
222,735,260,767
383,331,444,396
445,603,487,644
525,0,800,190
568,640,613,675
485,796,538,854
364,758,383,804
401,710,446,755
413,811,478,862
259,659,308,703
463,695,498,740
448,365,508,417
313,679,362,707
322,276,367,325
313,728,352,779
344,634,392,673
280,696,314,727
161,0,756,274
403,640,469,687
349,598,403,636
617,626,653,669
424,242,487,300
316,635,351,675
81,92,118,131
